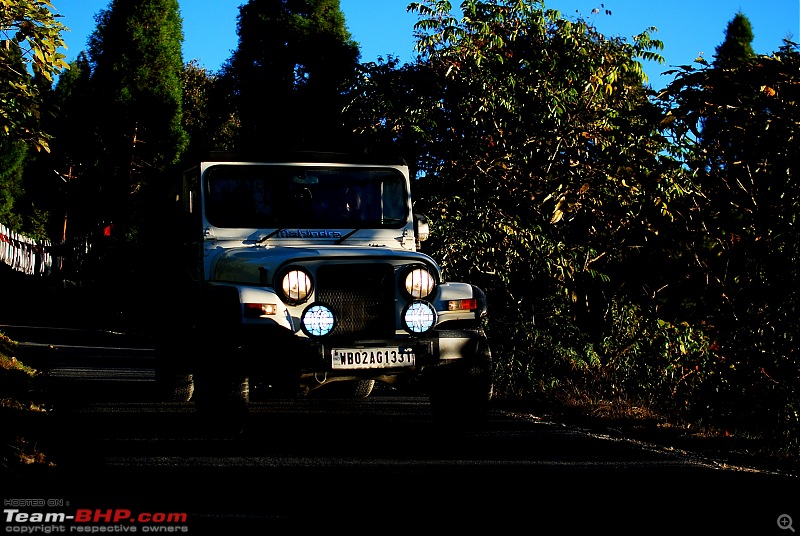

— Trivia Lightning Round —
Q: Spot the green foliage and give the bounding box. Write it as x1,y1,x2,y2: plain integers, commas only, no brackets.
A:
656,43,800,445
395,0,670,358
221,0,360,152
592,303,714,415
0,332,37,389
0,0,69,151
180,59,237,163
347,1,799,453
0,135,27,229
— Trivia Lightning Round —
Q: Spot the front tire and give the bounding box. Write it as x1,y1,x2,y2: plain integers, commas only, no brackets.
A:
351,379,375,399
153,328,196,403
156,371,194,402
310,379,375,399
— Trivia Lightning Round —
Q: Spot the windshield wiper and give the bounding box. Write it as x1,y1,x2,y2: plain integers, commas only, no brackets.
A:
335,228,361,244
257,228,285,244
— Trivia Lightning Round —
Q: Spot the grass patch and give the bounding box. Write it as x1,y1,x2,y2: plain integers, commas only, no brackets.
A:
1,332,53,472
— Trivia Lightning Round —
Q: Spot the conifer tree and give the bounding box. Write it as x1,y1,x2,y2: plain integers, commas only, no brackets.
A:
713,11,756,68
221,0,360,152
40,53,97,239
49,53,95,170
702,11,759,173
86,0,188,233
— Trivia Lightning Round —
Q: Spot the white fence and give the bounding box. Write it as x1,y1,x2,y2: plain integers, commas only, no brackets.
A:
0,222,53,276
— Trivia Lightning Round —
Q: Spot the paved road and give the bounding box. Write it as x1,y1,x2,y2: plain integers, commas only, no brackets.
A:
2,324,797,533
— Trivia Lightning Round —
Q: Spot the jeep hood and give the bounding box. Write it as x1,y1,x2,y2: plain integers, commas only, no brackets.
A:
211,245,438,286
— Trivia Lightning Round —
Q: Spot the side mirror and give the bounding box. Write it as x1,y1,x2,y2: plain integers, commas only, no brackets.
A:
414,213,430,242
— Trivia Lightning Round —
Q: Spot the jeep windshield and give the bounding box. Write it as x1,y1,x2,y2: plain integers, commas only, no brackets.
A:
204,165,409,229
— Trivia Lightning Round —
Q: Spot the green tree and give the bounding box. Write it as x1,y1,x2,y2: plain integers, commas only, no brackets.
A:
343,55,439,175
713,11,756,68
701,11,760,179
700,12,758,190
657,40,800,444
221,0,360,152
180,59,237,164
86,0,187,234
0,0,69,151
0,36,53,238
354,1,688,405
21,52,95,241
49,52,96,171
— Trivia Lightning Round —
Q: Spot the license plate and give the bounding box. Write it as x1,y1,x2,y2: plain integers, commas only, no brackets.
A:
331,347,416,370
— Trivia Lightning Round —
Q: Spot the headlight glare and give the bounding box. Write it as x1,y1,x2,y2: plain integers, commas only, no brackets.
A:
279,268,313,304
404,267,435,299
402,300,436,334
301,303,336,337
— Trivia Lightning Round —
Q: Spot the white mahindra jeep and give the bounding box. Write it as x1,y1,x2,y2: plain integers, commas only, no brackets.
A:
156,152,493,421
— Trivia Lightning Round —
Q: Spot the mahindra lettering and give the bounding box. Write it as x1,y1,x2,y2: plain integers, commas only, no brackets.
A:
156,153,493,422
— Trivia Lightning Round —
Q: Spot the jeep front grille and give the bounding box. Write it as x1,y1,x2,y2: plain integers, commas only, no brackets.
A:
316,264,395,338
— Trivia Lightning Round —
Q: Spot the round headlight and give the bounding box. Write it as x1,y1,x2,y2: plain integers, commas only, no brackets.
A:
402,300,436,334
404,267,435,299
301,304,336,337
279,268,313,305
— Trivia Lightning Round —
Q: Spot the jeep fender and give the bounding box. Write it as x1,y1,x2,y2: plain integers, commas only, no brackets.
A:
433,282,489,328
204,283,293,331
237,286,294,330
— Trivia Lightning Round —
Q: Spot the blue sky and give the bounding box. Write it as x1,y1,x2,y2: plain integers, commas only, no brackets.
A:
52,0,798,88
